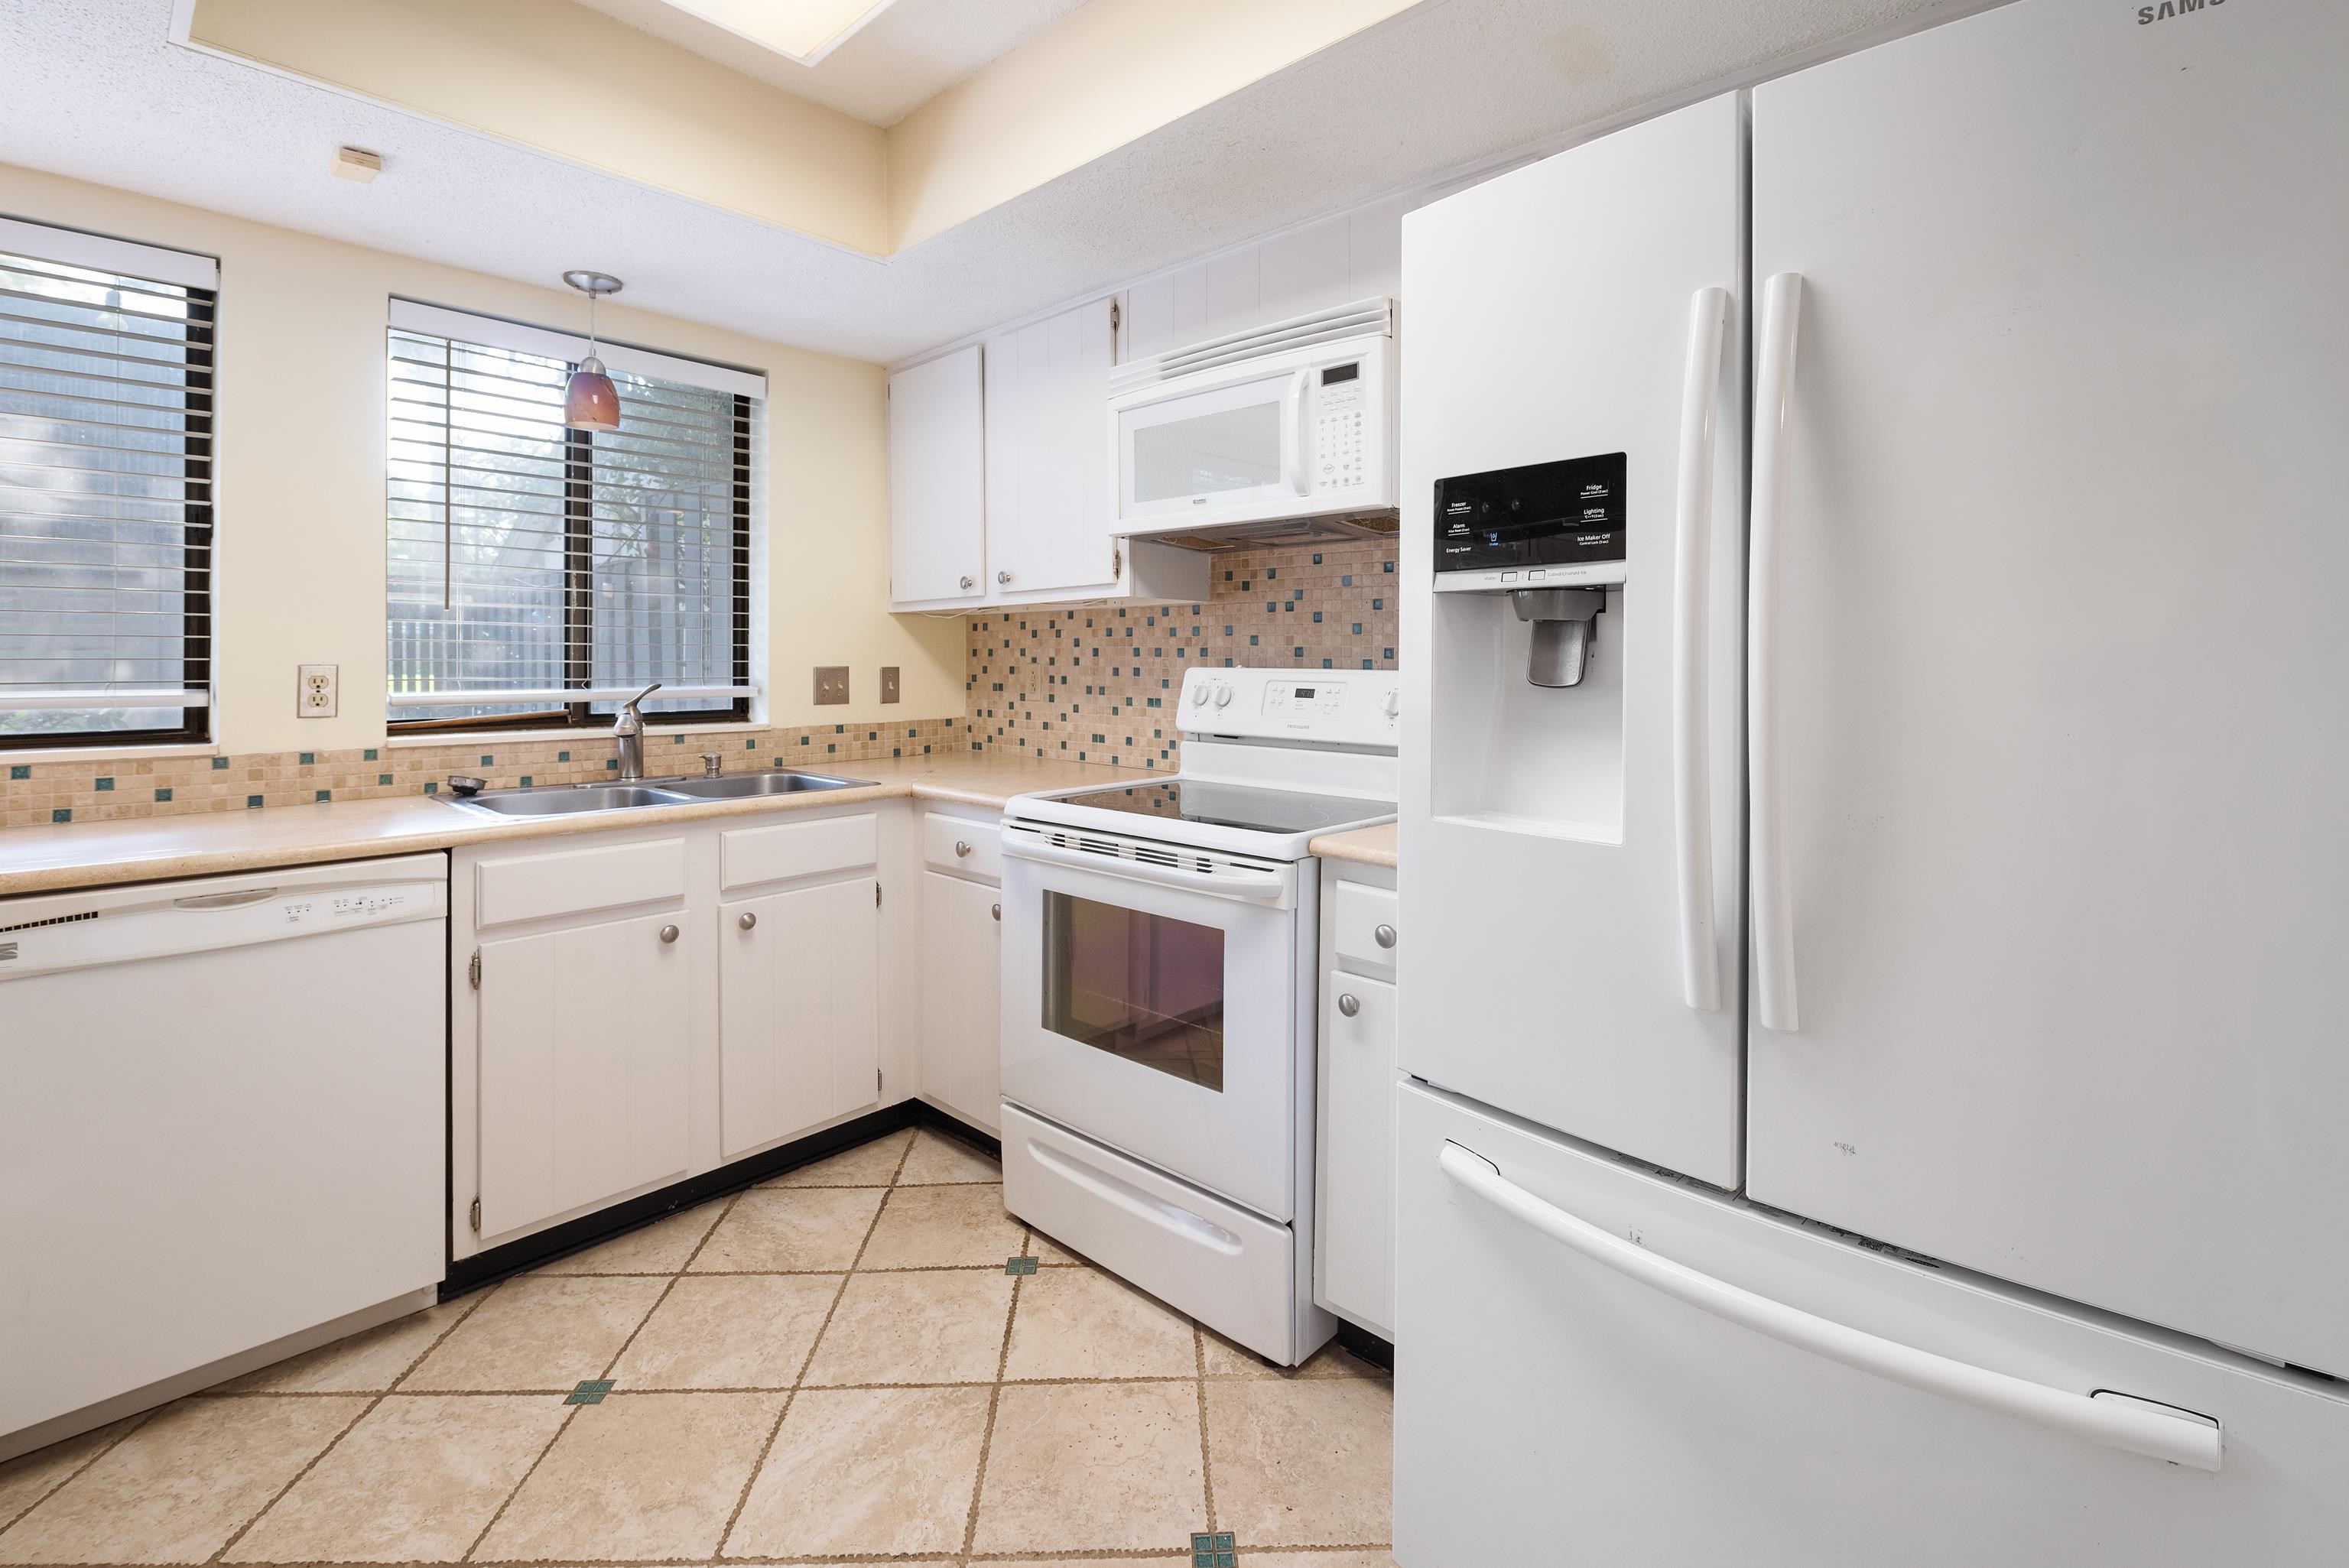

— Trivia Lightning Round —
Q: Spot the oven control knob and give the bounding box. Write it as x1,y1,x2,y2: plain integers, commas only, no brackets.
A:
1213,683,1233,708
1383,690,1400,719
1191,683,1210,707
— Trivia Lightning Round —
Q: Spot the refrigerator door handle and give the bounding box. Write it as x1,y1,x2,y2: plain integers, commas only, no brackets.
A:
1439,1141,2225,1473
1672,285,1731,1013
1748,271,1806,1033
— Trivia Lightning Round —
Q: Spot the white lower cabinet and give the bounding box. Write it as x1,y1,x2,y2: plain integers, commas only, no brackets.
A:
476,907,693,1239
719,878,881,1159
919,868,1002,1133
1317,968,1395,1336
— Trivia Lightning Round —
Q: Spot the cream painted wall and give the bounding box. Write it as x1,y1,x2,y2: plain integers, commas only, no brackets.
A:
0,161,964,756
191,0,889,255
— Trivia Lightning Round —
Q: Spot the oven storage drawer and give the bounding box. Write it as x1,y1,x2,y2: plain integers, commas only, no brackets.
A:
1001,1103,1307,1365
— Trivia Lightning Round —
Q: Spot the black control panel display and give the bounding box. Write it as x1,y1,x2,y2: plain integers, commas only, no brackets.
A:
1434,453,1626,574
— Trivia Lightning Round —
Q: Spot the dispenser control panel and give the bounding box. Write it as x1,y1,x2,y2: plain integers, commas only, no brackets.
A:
1433,453,1628,592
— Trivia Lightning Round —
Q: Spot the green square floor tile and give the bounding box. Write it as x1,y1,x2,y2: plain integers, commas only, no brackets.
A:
1005,1256,1038,1276
566,1380,615,1405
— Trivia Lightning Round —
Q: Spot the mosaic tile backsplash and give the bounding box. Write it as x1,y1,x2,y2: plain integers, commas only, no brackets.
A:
967,537,1399,771
0,718,966,829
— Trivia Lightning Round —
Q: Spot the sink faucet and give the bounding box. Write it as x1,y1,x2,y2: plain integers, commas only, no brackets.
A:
613,681,661,781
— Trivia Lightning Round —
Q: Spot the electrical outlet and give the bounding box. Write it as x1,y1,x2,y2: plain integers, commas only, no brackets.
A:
880,666,901,704
297,664,338,718
814,666,850,706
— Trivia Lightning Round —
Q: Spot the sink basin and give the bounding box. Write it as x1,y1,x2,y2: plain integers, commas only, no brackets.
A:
654,770,873,799
450,784,694,818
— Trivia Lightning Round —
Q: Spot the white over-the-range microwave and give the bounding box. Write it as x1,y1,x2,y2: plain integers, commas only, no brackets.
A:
1107,297,1396,538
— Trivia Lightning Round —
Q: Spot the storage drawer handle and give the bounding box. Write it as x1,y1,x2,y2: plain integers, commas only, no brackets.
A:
1438,1142,2223,1472
955,839,973,857
1029,1139,1242,1255
1337,993,1361,1018
658,924,679,944
1373,923,1396,950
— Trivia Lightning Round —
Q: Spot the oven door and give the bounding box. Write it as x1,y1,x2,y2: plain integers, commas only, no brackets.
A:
1113,364,1309,529
999,823,1307,1222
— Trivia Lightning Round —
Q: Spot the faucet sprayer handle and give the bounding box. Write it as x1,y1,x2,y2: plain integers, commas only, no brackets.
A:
613,681,662,735
625,680,662,712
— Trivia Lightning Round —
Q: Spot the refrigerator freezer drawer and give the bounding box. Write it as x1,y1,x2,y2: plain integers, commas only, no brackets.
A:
1395,1083,2349,1567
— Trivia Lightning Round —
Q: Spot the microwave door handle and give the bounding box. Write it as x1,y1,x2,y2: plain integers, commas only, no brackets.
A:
1281,368,1309,495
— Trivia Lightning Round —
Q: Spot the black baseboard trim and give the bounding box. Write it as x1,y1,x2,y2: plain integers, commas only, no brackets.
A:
444,1098,1001,1297
1334,1318,1395,1372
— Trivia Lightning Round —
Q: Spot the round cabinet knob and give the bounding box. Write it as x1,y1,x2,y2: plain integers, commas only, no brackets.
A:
738,912,757,930
1337,993,1361,1018
991,902,1002,922
954,840,973,858
1190,684,1210,707
1213,683,1234,708
997,570,1012,585
960,575,975,591
1374,923,1397,950
658,924,680,944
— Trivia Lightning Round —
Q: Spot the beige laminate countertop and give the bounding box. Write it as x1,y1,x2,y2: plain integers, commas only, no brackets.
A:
0,754,1120,898
1309,822,1398,868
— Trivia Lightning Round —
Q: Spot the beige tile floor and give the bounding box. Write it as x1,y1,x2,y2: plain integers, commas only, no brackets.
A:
0,1126,1395,1567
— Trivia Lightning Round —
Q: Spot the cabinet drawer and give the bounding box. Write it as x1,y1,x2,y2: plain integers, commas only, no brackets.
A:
923,813,1002,880
475,838,685,929
721,813,878,891
1331,881,1399,968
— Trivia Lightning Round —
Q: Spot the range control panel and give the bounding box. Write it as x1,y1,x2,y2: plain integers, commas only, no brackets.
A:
1178,666,1400,748
1433,453,1628,592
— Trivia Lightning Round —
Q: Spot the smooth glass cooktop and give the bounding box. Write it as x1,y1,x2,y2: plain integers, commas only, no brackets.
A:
1052,779,1394,836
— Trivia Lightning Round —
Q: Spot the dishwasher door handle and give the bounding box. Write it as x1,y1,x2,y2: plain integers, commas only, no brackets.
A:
172,888,278,910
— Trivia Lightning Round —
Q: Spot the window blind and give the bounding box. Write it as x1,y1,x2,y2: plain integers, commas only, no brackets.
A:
0,235,214,747
386,321,753,730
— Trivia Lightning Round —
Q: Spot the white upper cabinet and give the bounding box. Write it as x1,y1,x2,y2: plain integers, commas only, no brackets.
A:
984,299,1119,599
887,344,986,607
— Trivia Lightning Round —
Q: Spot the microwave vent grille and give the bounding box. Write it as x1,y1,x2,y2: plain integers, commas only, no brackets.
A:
1108,297,1393,394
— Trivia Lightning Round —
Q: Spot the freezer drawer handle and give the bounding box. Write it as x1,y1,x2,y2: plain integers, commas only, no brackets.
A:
1671,286,1730,1014
1747,271,1806,1033
1437,1141,2223,1472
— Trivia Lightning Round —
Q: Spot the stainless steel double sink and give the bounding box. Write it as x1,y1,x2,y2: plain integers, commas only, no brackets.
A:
447,769,875,819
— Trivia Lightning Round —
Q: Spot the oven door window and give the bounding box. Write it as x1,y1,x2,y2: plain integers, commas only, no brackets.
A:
1041,891,1226,1092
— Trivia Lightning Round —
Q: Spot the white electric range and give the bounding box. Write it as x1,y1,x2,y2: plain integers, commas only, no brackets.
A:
997,664,1399,1365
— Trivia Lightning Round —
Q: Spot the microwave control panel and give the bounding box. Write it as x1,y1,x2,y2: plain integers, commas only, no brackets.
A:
1433,453,1628,592
1314,362,1366,491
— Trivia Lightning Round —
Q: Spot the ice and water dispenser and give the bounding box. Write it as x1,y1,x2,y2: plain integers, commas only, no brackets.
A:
1429,453,1628,836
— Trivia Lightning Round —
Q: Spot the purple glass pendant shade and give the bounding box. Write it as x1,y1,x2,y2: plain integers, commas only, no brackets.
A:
564,355,622,431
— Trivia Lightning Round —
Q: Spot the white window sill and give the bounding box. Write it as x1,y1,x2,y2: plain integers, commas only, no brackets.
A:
0,741,222,765
386,719,770,750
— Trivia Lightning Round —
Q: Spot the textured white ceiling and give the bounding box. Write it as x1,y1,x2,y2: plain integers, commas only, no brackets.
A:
567,0,1093,127
0,0,1972,366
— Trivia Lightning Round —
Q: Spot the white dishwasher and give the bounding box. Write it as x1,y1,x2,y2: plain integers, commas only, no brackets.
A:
0,854,447,1455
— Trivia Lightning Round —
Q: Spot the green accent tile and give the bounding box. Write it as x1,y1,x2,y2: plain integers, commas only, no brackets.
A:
565,1380,616,1406
299,752,314,765
480,755,495,766
10,765,30,780
246,795,264,808
1005,1256,1038,1276
557,750,572,762
363,748,379,761
94,777,113,791
518,775,533,787
154,787,173,803
744,738,756,749
378,773,394,786
210,756,229,770
424,782,438,795
606,758,619,771
50,807,71,823
315,789,331,802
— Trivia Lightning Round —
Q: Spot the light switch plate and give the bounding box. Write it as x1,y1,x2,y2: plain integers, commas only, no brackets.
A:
814,666,850,706
297,664,337,718
880,666,901,704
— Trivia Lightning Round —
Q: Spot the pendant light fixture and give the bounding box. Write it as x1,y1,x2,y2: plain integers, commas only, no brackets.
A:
560,270,624,432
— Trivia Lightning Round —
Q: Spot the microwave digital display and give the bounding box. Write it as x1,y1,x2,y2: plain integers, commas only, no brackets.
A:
1434,453,1627,573
1321,363,1360,386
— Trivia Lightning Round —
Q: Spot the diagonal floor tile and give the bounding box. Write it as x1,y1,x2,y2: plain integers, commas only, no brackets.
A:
0,1397,365,1565
801,1271,1012,1386
1003,1265,1197,1381
896,1127,1002,1184
223,1394,566,1563
1200,1329,1387,1379
473,1391,782,1562
759,1128,912,1187
690,1187,885,1272
532,1206,723,1275
971,1381,1206,1555
724,1386,989,1560
1205,1377,1393,1547
216,1300,476,1394
0,1417,145,1532
401,1276,667,1392
858,1183,1026,1269
610,1274,841,1389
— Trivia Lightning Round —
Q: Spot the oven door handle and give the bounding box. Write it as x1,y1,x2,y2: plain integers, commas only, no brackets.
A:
1001,829,1290,904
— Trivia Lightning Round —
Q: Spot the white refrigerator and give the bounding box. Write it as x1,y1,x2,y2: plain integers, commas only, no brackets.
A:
1394,1,2349,1561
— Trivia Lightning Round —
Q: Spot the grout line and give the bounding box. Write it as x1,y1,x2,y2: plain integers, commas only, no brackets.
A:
957,1223,1027,1560
1194,1321,1217,1534
0,1548,1394,1568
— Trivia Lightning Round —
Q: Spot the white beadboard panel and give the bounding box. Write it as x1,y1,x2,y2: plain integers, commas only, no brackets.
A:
1120,196,1412,363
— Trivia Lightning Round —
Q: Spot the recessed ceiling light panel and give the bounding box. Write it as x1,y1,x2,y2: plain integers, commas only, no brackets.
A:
652,0,898,67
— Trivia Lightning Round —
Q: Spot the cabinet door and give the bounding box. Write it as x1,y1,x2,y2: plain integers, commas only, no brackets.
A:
983,299,1118,598
719,878,881,1158
919,871,1001,1134
476,909,691,1240
888,345,986,606
1317,969,1395,1336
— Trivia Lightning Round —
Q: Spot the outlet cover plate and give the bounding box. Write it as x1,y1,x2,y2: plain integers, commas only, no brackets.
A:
880,666,900,704
814,666,850,706
298,664,337,719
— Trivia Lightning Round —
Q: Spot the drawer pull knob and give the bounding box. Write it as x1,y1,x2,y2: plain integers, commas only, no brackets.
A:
1373,923,1397,950
955,839,973,857
992,902,1002,922
658,924,679,944
1337,993,1361,1018
738,912,757,931
960,575,975,590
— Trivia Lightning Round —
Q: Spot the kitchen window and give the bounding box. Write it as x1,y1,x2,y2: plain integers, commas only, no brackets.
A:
385,300,762,732
0,219,216,749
